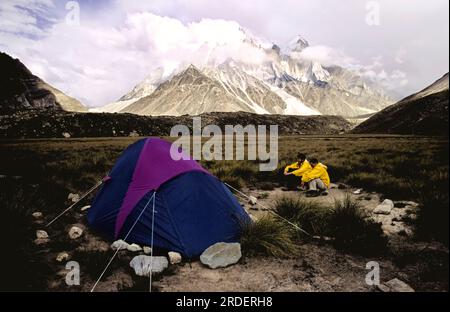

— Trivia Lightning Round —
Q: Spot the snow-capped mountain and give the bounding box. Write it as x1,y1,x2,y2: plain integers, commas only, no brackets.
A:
94,31,393,117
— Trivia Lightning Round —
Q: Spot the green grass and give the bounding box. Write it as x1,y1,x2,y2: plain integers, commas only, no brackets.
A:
412,169,449,245
240,215,299,258
272,195,387,255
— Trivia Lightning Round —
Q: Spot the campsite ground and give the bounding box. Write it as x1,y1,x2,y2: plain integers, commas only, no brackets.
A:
0,135,448,292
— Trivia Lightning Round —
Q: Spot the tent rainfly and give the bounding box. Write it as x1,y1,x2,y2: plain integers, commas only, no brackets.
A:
87,138,250,258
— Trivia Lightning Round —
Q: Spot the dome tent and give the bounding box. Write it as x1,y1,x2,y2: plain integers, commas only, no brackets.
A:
87,138,250,258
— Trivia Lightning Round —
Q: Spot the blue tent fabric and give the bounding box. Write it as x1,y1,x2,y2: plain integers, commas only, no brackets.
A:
88,138,250,258
87,139,146,240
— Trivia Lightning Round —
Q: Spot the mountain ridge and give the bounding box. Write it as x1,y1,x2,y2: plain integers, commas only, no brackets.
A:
352,73,449,136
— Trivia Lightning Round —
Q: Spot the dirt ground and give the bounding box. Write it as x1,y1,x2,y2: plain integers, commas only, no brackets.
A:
154,186,447,292
34,183,450,292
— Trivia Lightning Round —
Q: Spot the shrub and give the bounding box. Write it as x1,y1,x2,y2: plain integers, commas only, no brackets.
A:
240,215,298,258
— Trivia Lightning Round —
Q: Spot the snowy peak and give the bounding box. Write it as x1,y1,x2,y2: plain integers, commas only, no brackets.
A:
94,32,392,117
287,35,310,53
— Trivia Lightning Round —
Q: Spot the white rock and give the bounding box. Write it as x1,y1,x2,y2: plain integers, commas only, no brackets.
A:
374,199,394,215
68,226,83,239
248,196,258,205
200,242,242,269
129,255,168,276
168,251,182,264
353,188,363,195
62,132,71,138
32,212,43,218
68,193,80,203
80,205,91,212
143,246,152,254
56,252,70,262
111,239,130,251
378,278,414,292
127,243,142,252
36,230,49,239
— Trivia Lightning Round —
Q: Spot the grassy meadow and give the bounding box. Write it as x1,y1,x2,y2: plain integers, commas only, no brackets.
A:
0,135,448,290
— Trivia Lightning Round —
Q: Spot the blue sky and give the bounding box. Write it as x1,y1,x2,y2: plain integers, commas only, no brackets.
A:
0,0,448,107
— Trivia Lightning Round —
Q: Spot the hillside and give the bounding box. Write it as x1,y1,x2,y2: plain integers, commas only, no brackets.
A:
0,111,351,138
352,73,449,136
0,52,87,115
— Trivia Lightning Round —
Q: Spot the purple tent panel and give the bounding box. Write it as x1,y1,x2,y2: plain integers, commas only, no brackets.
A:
114,138,209,237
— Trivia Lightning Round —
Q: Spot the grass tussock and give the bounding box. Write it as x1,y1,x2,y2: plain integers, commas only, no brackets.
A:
330,195,387,255
240,215,298,258
274,196,330,236
272,195,387,255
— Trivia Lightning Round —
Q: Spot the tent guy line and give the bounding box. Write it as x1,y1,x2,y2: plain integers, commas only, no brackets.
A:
224,182,313,237
45,180,103,227
90,192,157,292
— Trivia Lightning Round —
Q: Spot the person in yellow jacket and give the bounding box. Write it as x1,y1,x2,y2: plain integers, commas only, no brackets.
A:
301,158,331,197
284,153,312,190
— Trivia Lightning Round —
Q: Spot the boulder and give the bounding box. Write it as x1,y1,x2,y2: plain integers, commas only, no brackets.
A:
200,242,242,269
374,199,394,215
68,226,83,239
129,255,168,276
168,251,182,264
111,239,129,251
127,243,142,252
36,230,49,239
378,278,414,292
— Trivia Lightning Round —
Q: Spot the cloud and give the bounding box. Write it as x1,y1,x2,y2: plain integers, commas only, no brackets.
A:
0,0,56,37
0,0,448,107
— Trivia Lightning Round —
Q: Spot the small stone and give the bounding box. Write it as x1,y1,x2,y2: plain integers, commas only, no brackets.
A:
200,242,242,269
32,212,43,218
353,188,363,195
68,193,80,203
56,252,70,262
143,246,152,254
168,251,182,264
126,243,142,252
111,240,129,251
378,278,414,292
129,255,168,276
62,132,71,138
80,205,91,211
248,196,258,205
68,226,83,239
36,230,49,239
374,199,394,215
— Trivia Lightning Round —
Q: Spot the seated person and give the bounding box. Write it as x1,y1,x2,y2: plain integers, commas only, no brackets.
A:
284,153,312,190
301,158,330,197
